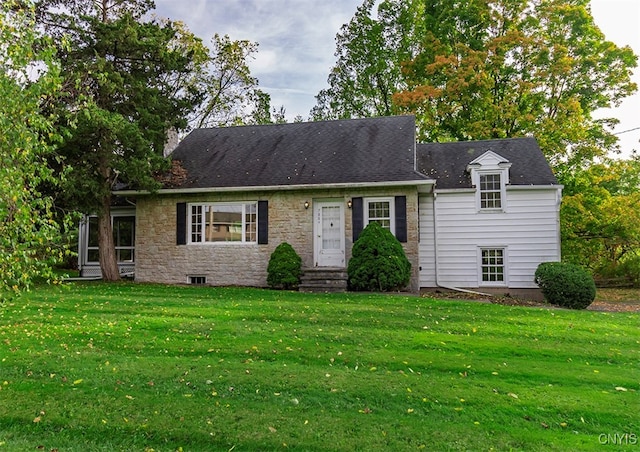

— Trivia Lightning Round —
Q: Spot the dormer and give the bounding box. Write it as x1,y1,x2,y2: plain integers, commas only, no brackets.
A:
467,151,512,212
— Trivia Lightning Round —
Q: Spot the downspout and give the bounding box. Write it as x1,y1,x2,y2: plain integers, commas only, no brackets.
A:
432,191,493,297
556,187,562,262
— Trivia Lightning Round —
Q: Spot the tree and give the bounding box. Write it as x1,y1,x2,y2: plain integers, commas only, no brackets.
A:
35,0,199,280
0,0,69,297
311,0,418,120
397,0,637,170
188,33,273,128
314,0,637,171
560,156,640,284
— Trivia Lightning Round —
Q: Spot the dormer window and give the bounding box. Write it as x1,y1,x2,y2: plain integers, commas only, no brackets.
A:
479,173,502,209
467,151,511,212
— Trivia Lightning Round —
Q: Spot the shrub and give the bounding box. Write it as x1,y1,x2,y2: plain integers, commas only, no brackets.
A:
348,222,411,291
534,262,596,309
267,242,302,290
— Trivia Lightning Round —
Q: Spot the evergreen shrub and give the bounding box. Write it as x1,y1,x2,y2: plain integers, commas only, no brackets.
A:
534,262,596,309
267,242,302,290
347,222,411,291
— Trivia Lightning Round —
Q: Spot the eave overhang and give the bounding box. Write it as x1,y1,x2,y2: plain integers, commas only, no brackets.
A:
114,179,436,196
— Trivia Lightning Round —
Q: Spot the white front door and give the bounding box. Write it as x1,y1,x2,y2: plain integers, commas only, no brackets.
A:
314,201,345,267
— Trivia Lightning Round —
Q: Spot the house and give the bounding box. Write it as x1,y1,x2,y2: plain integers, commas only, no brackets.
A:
416,138,561,297
78,115,562,296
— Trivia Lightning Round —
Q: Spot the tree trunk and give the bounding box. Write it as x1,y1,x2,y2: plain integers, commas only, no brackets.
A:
97,193,120,281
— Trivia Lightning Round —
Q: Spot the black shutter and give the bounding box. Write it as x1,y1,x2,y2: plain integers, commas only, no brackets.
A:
395,196,407,243
257,200,268,244
176,202,187,245
352,197,363,242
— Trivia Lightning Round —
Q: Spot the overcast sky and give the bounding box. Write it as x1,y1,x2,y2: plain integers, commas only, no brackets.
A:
154,0,640,156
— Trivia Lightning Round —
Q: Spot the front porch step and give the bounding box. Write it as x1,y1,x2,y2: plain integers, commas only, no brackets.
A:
299,267,348,293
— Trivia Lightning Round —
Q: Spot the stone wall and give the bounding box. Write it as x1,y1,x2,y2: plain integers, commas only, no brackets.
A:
134,186,421,291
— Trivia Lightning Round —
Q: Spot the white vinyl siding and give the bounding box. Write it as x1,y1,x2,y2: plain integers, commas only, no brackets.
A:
418,194,436,287
419,187,561,289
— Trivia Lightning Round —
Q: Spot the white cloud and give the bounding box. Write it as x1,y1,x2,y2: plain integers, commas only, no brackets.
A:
154,0,361,120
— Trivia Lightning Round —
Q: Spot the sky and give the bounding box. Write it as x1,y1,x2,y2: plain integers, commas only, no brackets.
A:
154,0,640,156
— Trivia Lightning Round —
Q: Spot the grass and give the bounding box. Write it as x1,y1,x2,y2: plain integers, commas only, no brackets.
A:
595,288,640,304
0,283,638,451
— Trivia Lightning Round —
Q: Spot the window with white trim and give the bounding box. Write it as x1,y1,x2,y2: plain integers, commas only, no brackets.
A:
479,173,502,209
467,151,510,212
189,202,257,243
480,248,505,284
85,215,135,263
364,197,395,234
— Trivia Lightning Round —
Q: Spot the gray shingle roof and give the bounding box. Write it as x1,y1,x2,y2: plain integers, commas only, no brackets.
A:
416,137,559,189
168,115,428,189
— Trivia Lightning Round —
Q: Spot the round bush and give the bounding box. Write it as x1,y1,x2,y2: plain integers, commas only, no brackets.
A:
534,262,596,309
347,222,411,292
267,242,302,290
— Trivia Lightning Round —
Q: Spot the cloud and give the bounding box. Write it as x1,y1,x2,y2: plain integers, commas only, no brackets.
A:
154,0,362,120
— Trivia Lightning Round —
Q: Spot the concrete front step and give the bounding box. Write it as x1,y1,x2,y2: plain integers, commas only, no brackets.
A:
299,267,348,293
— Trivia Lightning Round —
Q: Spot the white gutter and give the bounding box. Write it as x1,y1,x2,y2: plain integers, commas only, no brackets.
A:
506,184,564,191
432,191,493,297
434,185,563,194
115,179,436,196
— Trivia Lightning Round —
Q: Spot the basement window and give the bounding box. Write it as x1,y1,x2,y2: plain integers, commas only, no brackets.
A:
188,276,207,285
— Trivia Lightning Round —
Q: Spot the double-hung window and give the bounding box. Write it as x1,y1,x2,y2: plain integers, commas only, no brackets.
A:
189,202,257,243
364,198,395,234
480,248,505,284
479,173,502,209
351,196,407,243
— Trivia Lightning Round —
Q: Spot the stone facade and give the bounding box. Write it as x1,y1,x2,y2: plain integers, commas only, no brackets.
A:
134,186,421,292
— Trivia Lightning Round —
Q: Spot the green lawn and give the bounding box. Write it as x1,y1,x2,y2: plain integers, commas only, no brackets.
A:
0,283,638,451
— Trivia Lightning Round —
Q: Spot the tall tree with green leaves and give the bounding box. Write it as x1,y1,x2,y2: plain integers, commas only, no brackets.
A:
164,20,274,129
0,0,69,297
561,155,640,284
35,0,199,280
190,33,273,128
396,0,637,173
311,0,418,120
314,0,637,173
